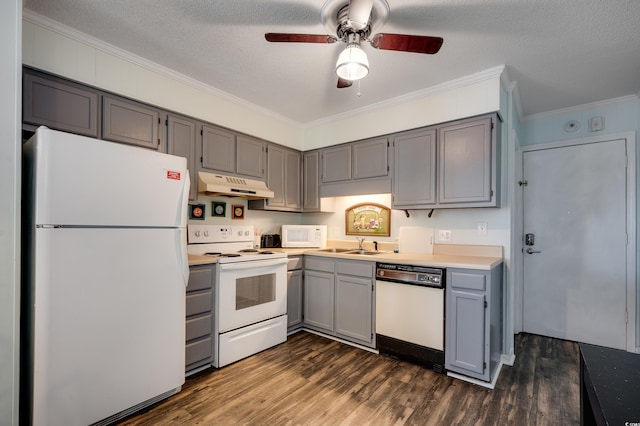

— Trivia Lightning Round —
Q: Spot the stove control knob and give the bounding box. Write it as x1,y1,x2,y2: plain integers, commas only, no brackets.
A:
204,230,209,237
194,230,201,237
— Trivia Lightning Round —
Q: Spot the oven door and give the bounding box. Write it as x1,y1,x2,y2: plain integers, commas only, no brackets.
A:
218,258,288,333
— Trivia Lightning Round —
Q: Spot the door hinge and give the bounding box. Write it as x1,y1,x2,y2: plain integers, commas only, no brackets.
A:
387,140,390,147
165,118,168,126
200,156,203,163
200,129,203,136
518,180,528,187
387,165,390,172
484,301,488,308
490,189,494,197
483,361,487,370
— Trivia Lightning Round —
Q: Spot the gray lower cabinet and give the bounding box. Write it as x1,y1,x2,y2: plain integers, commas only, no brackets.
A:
249,144,302,211
304,256,375,347
303,258,335,332
167,114,197,201
186,264,215,374
23,68,100,137
200,125,266,179
287,256,304,332
102,95,164,150
445,265,503,382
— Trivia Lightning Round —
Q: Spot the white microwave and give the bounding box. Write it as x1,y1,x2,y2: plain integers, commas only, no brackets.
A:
281,225,327,248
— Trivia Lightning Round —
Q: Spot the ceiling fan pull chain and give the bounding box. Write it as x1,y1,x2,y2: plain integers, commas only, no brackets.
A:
357,79,362,97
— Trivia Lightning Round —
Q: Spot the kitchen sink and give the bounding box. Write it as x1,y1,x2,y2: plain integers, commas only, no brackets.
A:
345,249,385,255
315,248,354,253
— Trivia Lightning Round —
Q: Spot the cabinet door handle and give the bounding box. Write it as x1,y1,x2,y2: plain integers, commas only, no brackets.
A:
526,248,541,254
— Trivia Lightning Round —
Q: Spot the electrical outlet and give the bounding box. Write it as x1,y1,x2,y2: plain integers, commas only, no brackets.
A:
439,229,452,242
477,222,488,236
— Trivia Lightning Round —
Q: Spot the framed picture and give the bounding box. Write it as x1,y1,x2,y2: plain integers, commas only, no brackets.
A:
189,203,205,220
345,203,391,236
212,201,226,217
232,204,245,220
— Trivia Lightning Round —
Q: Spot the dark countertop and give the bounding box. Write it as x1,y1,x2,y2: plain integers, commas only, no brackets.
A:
580,343,640,425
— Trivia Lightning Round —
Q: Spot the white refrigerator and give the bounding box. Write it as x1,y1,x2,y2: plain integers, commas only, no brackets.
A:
22,127,190,425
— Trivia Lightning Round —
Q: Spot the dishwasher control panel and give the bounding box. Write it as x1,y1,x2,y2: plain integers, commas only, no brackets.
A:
376,263,445,288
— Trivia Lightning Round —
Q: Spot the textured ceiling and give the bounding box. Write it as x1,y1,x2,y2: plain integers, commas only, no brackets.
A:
23,0,640,124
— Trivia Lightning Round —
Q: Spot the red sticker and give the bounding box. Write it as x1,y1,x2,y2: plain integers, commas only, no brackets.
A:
167,171,181,180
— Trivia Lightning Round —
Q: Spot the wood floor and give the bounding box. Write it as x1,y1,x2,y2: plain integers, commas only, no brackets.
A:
119,332,580,425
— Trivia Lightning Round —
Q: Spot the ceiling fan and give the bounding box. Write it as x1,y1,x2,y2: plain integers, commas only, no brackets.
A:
265,0,443,88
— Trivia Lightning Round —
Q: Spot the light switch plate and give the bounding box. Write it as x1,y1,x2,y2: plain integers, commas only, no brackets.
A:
477,222,488,236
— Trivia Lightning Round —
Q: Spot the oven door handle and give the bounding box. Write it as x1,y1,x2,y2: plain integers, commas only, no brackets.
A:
218,258,288,271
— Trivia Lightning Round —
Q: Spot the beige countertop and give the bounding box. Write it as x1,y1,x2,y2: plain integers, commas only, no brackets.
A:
189,244,502,270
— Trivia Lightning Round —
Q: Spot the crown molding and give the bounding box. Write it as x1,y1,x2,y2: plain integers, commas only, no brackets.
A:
522,94,640,122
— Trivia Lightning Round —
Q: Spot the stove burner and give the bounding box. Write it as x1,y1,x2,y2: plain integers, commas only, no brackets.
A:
259,250,275,254
219,253,241,258
203,252,222,256
238,249,260,253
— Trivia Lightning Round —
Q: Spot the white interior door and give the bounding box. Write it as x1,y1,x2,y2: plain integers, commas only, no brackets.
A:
522,138,629,350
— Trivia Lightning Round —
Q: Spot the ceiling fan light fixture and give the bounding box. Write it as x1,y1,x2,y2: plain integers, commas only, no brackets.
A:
335,43,369,81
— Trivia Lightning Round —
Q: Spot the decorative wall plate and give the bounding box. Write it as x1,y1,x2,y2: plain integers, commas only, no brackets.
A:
345,202,390,236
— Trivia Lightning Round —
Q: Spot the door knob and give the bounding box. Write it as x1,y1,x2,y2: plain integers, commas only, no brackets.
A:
526,248,541,254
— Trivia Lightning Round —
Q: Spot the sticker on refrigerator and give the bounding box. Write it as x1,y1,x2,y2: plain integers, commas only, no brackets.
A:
166,170,181,180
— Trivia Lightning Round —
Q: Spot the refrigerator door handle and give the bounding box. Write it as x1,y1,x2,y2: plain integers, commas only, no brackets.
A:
178,228,189,286
179,170,191,227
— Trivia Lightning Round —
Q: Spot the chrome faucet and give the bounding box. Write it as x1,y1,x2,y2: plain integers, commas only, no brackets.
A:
356,237,365,250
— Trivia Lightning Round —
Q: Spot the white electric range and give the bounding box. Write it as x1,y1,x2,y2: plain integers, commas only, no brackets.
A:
187,225,288,367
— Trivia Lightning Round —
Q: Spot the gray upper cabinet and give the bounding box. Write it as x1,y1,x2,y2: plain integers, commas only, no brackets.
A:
200,125,265,180
102,95,163,150
392,128,437,208
284,147,302,210
320,137,389,183
236,135,266,179
23,69,99,138
201,125,235,173
303,150,321,211
392,113,500,209
437,115,498,206
167,114,197,201
249,144,301,211
321,144,351,183
352,137,389,180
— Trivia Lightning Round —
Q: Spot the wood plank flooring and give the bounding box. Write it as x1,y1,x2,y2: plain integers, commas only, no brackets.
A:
119,332,579,425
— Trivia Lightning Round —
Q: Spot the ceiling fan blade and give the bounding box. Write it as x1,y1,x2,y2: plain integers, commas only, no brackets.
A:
265,33,338,44
370,33,444,54
347,0,374,30
337,78,353,88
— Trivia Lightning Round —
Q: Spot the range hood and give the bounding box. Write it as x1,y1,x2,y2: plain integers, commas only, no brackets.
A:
198,172,274,199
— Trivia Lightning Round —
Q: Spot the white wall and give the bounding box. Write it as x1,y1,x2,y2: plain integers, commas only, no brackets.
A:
303,68,503,149
0,1,21,424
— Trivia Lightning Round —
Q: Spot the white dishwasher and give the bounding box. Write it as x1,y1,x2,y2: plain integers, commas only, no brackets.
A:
375,262,446,373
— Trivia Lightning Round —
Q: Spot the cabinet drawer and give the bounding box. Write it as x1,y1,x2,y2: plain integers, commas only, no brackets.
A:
450,271,486,291
287,256,303,271
188,266,213,291
186,337,212,366
186,314,212,341
305,257,334,273
336,260,374,278
186,291,212,316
